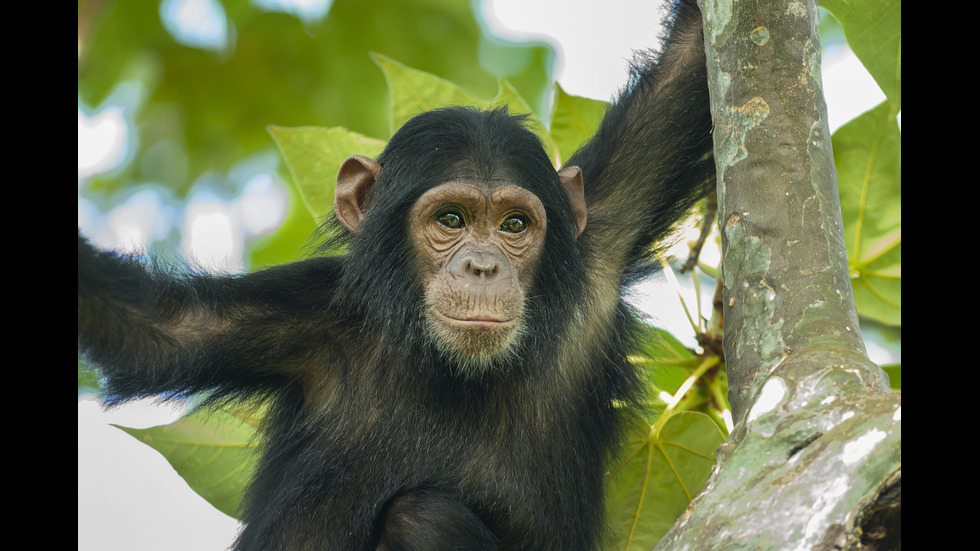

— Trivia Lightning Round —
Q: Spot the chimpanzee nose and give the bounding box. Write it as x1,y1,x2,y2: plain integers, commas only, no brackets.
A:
449,246,511,282
464,252,499,278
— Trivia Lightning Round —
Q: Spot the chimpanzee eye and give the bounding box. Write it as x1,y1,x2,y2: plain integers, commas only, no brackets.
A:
499,215,527,234
437,210,465,229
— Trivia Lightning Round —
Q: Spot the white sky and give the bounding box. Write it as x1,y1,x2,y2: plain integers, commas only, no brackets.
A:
78,2,892,550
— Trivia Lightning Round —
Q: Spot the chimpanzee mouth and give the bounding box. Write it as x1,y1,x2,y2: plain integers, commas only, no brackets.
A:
432,310,518,332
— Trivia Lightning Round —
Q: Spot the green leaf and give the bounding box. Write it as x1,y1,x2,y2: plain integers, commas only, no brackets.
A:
550,84,608,165
833,101,901,325
372,53,560,165
490,79,560,164
372,53,490,135
881,363,900,391
80,0,541,197
631,325,700,396
115,406,263,519
268,125,385,224
604,411,725,550
821,0,901,111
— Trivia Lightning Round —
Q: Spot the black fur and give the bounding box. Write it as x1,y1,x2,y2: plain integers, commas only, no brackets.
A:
77,1,713,549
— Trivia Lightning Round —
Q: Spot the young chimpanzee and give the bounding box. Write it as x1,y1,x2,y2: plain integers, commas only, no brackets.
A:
77,1,714,549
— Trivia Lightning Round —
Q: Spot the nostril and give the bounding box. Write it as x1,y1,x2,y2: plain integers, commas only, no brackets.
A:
466,258,498,278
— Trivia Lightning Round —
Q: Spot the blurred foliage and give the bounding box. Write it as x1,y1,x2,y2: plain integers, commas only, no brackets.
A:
78,0,556,267
79,0,555,196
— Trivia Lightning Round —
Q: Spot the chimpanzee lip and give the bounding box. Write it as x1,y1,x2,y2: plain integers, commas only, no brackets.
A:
432,310,517,330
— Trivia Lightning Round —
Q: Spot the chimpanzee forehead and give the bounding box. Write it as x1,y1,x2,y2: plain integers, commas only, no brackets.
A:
436,160,561,198
418,180,544,210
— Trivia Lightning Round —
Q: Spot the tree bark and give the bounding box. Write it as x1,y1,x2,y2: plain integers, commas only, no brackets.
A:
653,1,901,549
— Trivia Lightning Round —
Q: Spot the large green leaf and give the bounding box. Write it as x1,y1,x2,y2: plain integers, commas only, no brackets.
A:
373,53,490,135
268,125,385,225
604,411,725,550
549,83,608,165
115,406,262,519
821,0,901,111
372,53,559,163
833,102,901,325
630,325,700,411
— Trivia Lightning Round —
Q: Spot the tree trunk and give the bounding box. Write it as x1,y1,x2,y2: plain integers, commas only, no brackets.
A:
653,1,901,549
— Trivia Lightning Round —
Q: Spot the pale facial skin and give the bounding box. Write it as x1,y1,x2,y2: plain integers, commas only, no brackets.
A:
409,181,547,365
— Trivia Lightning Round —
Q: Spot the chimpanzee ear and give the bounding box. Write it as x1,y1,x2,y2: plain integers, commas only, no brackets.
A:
558,166,587,238
335,155,382,234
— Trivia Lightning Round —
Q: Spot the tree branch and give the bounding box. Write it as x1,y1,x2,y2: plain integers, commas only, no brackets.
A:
653,1,901,548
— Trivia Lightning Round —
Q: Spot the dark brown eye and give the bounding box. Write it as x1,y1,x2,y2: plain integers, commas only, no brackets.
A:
437,210,465,229
499,215,527,234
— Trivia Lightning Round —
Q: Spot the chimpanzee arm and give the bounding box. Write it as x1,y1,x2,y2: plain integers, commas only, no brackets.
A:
374,489,498,551
78,231,344,403
567,0,714,275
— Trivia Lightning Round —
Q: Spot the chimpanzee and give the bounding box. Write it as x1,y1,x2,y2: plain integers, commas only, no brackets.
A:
77,1,714,549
